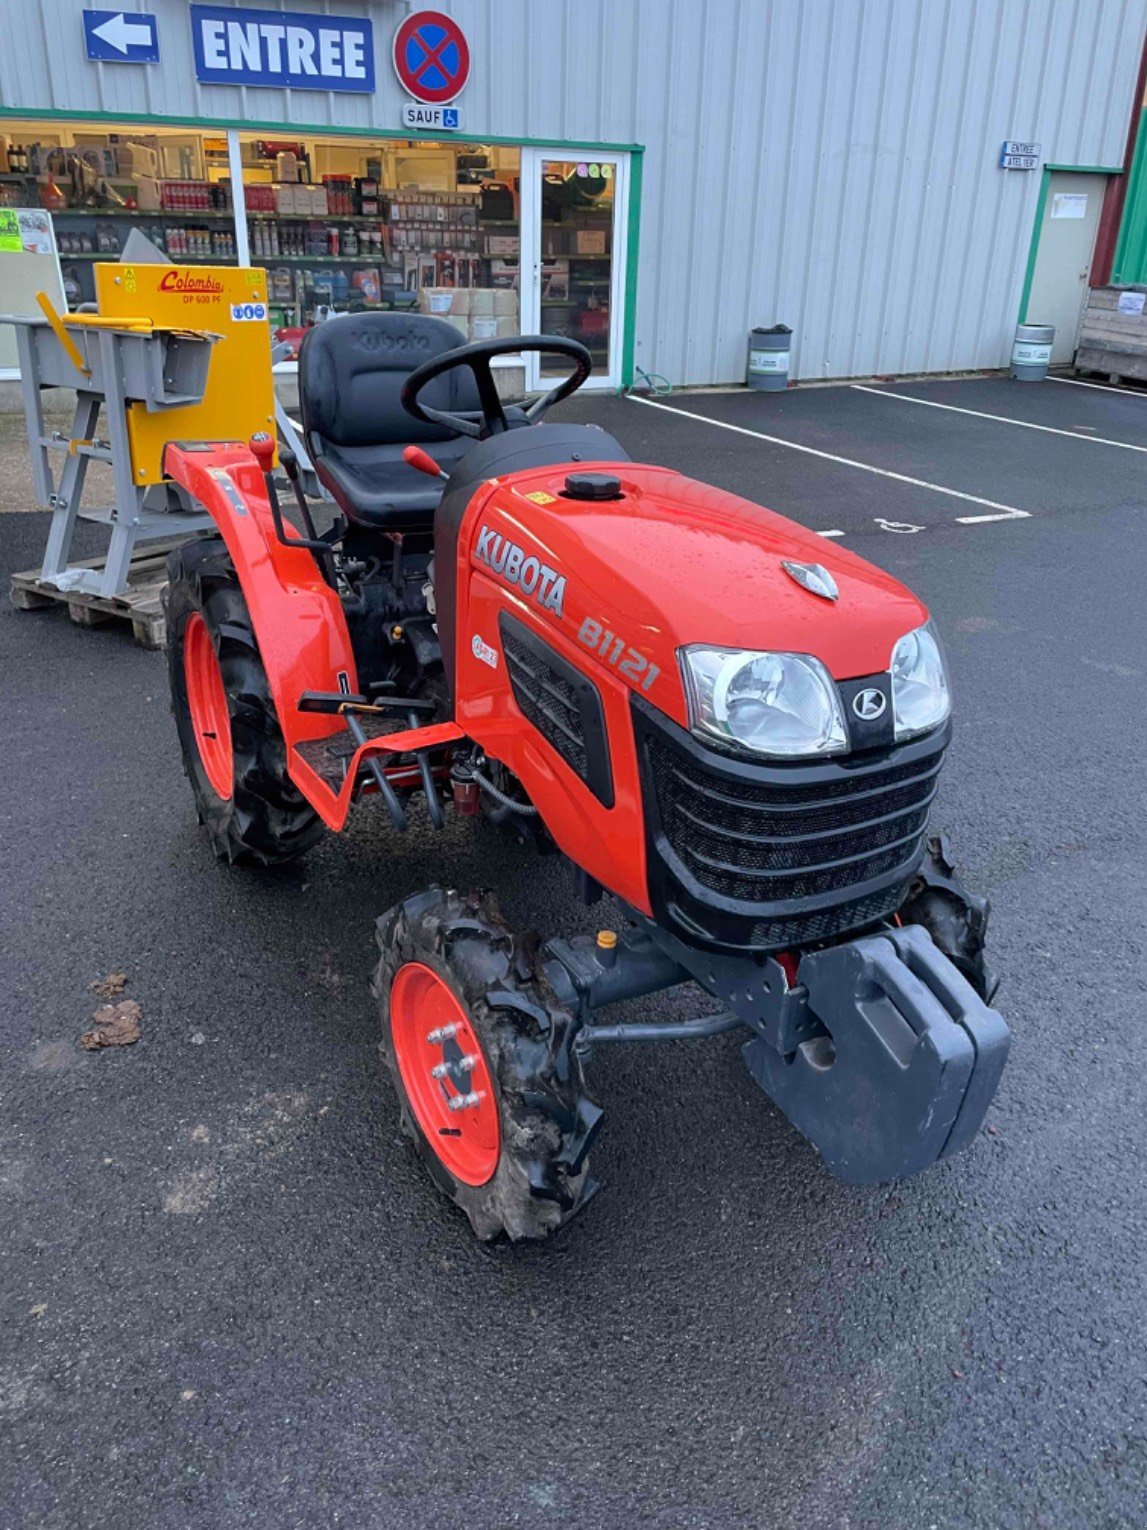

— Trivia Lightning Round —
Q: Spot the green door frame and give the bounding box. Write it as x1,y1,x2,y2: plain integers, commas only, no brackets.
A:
1017,162,1123,323
0,104,645,386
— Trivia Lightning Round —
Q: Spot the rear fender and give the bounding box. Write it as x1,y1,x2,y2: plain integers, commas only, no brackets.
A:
164,442,358,824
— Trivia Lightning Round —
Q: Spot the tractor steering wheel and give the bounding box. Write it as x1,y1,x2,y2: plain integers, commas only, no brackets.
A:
401,334,593,440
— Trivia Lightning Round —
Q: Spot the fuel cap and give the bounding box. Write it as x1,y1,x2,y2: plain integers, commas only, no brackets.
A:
564,471,623,501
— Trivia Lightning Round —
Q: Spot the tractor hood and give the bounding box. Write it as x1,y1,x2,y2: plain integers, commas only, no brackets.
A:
471,462,928,730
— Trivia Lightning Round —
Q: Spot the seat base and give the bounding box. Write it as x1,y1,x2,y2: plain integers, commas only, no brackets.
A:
313,436,471,530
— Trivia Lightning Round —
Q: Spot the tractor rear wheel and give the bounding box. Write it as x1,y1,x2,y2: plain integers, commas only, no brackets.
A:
373,887,602,1241
165,537,325,866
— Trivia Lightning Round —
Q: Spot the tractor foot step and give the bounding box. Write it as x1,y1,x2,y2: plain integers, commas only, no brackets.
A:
295,716,407,789
298,690,437,716
743,923,1010,1185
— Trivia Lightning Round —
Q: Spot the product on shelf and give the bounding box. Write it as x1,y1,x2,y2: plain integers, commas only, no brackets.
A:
321,175,354,216
352,268,382,305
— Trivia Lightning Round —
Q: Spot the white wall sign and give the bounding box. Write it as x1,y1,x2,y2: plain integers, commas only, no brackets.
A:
1000,140,1040,170
1051,192,1088,220
401,103,462,131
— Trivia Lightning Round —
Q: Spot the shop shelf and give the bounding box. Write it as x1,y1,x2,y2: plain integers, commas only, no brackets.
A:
249,253,393,263
52,206,232,219
59,251,237,262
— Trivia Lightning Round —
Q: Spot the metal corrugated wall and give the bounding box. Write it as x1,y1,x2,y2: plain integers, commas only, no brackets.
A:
3,0,1146,383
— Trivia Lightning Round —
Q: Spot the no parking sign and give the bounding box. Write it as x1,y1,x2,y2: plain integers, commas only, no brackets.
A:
393,10,470,104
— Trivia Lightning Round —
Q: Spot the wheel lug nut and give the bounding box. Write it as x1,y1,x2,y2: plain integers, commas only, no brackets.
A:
446,1090,483,1112
426,1022,459,1044
430,1053,478,1080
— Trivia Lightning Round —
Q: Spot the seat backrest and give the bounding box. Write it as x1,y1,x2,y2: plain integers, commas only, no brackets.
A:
298,311,480,449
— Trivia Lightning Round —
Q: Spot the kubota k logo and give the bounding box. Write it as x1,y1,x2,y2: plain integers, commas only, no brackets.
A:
158,271,224,294
852,688,886,721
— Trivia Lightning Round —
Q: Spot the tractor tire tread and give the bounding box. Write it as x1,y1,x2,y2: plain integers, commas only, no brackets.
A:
165,535,325,866
373,886,602,1242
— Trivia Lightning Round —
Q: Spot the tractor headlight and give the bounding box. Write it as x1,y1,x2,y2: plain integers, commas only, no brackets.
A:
680,647,848,759
890,621,950,739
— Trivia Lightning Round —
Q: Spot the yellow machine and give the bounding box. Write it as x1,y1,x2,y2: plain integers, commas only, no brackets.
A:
2,261,279,618
95,262,275,483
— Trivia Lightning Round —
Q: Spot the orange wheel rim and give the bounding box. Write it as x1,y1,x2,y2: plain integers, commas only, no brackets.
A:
183,612,233,801
389,962,500,1186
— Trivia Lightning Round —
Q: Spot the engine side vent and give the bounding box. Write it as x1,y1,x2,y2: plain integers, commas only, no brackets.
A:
498,612,614,807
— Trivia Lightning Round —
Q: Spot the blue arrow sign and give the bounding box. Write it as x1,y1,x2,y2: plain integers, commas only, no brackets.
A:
83,10,159,64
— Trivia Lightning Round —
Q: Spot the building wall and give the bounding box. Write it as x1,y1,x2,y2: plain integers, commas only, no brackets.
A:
1113,75,1147,283
3,0,1146,385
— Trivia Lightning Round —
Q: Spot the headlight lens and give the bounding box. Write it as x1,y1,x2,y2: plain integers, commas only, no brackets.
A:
681,647,848,758
890,622,950,739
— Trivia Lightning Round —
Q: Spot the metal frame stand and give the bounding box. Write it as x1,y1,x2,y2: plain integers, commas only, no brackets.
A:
7,319,215,599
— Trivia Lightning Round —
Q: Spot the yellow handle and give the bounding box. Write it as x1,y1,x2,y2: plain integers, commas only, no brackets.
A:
35,290,90,377
64,313,154,332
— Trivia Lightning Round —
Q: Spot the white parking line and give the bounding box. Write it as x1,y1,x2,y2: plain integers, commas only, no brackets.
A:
817,529,845,537
956,512,1022,524
852,384,1147,453
1047,374,1147,397
626,393,1030,518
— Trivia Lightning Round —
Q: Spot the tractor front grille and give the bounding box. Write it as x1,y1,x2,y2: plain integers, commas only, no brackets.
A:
633,696,948,952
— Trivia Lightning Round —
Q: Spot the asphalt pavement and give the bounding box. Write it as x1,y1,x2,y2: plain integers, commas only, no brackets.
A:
2,374,1146,1529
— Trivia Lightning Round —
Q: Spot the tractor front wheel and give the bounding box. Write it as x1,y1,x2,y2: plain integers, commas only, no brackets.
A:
373,887,602,1241
165,537,325,866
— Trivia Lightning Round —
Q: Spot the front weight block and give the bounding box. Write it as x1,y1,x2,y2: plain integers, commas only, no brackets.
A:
743,924,1010,1185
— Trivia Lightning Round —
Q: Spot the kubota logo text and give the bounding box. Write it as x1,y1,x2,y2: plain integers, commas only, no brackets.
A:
158,271,224,294
474,526,565,617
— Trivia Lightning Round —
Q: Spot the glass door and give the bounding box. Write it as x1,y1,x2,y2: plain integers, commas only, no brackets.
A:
519,149,629,392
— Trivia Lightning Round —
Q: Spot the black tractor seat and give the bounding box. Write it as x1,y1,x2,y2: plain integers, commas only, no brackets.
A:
298,312,483,532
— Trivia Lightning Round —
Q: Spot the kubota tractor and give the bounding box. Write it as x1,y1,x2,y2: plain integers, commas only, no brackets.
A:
163,316,1009,1241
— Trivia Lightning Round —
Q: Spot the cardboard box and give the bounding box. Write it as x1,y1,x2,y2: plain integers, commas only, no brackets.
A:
469,314,498,341
576,230,607,254
420,288,455,316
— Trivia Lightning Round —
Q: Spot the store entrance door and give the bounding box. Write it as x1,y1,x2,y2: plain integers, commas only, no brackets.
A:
519,149,629,392
1025,171,1107,364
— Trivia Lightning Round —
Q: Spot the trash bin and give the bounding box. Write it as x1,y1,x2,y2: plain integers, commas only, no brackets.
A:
748,324,791,391
1010,323,1054,381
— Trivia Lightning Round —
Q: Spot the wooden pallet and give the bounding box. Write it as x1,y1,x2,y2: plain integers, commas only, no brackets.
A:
1076,285,1147,385
9,538,192,650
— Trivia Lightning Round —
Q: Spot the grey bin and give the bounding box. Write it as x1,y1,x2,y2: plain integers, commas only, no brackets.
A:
1010,322,1054,382
748,324,791,391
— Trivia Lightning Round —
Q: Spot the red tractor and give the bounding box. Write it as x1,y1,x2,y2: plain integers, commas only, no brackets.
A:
163,316,1009,1240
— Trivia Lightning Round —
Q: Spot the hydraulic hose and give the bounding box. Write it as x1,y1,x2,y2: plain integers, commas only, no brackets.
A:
471,764,538,816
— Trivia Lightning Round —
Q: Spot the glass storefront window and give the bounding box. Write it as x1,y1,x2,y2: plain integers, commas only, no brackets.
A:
0,121,523,355
1,119,627,391
0,119,238,308
237,134,520,354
